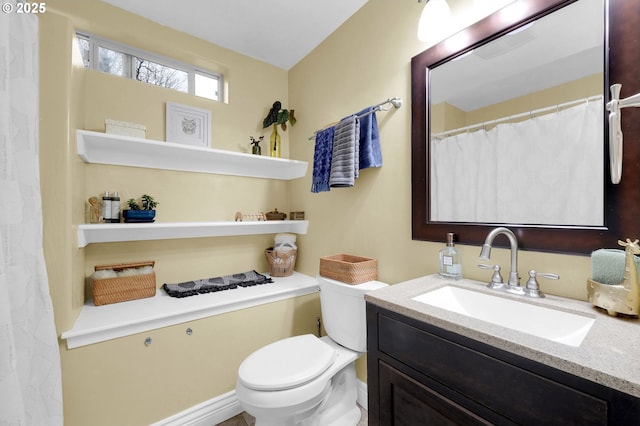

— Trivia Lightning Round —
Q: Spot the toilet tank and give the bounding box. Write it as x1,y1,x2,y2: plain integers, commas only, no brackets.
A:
319,276,388,352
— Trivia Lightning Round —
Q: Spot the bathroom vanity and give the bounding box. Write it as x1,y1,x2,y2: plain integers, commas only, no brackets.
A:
365,275,640,425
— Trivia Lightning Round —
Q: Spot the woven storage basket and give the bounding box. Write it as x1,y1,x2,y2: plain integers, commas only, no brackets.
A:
93,261,156,306
265,248,297,277
319,254,378,284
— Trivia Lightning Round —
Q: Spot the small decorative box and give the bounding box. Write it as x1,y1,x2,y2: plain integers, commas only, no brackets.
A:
105,119,147,138
290,211,305,220
265,209,287,220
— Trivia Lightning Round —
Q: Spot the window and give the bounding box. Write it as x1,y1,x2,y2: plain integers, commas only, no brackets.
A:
134,57,188,92
76,33,221,101
99,46,125,76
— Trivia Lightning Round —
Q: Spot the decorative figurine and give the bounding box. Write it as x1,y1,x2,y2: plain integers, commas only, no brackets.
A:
588,238,640,317
250,136,263,155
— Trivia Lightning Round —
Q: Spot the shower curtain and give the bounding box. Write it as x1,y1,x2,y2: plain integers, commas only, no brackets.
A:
0,4,64,425
430,101,604,226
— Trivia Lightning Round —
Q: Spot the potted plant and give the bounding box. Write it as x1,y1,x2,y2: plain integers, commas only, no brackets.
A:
122,194,159,223
262,101,296,158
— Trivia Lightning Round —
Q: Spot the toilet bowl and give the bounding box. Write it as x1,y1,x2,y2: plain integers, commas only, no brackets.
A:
235,276,388,426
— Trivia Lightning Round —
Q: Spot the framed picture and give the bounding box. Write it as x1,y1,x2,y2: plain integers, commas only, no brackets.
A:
165,102,212,147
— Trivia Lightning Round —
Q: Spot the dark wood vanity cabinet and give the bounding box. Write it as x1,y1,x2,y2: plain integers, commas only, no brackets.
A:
366,304,640,425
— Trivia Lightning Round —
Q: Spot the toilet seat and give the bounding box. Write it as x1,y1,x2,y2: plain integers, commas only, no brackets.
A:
238,334,337,391
236,336,359,415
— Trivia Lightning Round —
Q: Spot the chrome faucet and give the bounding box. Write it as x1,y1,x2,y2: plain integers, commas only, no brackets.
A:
479,227,521,293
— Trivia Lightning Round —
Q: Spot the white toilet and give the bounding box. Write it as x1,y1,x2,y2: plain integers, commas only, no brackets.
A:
235,276,388,426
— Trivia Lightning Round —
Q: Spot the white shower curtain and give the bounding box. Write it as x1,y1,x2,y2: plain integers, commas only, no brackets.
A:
0,4,64,425
431,101,604,226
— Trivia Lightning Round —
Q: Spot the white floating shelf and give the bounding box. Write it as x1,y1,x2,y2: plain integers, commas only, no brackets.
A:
76,130,308,180
61,272,319,349
77,220,309,247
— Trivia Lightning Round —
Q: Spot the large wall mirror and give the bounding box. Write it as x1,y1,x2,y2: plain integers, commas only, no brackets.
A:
412,0,640,254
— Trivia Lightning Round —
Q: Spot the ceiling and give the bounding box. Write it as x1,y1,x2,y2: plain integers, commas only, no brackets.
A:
430,0,603,112
101,0,369,70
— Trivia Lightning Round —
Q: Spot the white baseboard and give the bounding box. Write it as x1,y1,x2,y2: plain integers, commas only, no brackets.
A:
356,379,368,410
153,380,368,426
150,390,243,426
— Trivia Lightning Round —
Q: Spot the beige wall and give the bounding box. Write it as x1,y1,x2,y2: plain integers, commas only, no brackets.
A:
41,0,598,424
61,294,320,425
40,1,319,425
288,0,592,380
433,73,603,133
290,0,593,300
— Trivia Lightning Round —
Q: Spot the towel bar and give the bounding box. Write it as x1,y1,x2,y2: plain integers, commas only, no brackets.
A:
308,97,402,140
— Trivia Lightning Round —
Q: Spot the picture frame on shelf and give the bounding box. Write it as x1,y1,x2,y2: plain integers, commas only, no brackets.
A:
165,102,212,147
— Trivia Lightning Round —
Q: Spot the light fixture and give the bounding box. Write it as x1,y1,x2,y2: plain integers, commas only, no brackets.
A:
417,0,452,43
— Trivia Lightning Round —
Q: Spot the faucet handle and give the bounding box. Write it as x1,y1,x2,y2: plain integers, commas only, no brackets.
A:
478,264,505,290
524,270,559,298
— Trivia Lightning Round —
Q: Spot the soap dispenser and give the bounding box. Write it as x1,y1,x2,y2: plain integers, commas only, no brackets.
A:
439,232,462,280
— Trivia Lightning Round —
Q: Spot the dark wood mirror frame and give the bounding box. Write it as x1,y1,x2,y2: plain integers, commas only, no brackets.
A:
412,0,640,255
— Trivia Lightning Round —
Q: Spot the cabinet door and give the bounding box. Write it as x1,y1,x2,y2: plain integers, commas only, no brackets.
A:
378,314,609,425
378,361,495,426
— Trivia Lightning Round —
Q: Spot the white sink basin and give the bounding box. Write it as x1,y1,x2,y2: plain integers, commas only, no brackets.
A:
412,285,595,347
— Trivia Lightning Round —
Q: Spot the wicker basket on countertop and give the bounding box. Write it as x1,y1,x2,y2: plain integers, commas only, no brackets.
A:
92,261,156,306
319,254,378,284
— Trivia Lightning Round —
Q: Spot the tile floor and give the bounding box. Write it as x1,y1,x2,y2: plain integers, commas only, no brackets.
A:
216,405,368,426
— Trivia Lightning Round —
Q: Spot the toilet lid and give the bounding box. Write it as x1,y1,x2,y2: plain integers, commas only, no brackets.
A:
238,334,337,391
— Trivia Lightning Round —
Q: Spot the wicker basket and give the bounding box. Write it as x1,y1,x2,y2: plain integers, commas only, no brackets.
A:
319,254,378,284
92,261,156,306
265,248,297,277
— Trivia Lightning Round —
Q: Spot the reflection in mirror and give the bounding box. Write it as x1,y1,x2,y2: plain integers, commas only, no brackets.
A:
429,0,604,226
409,0,640,254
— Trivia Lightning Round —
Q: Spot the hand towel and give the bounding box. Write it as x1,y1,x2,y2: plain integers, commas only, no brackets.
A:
163,270,273,298
311,126,335,193
591,249,640,285
330,115,360,187
357,106,383,169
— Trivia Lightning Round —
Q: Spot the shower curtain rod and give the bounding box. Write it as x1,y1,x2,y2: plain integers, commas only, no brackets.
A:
308,96,402,140
432,95,603,139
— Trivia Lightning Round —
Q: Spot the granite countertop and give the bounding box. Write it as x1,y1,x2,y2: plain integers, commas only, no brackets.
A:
365,274,640,398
